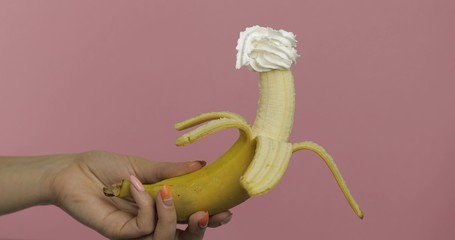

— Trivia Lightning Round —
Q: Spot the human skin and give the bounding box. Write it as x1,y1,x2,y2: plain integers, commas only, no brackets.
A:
0,151,232,239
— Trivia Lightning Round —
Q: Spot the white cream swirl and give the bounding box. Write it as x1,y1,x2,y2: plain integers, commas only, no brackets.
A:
235,26,299,72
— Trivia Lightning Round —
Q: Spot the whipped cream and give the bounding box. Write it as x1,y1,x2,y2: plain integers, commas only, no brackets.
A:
235,26,299,72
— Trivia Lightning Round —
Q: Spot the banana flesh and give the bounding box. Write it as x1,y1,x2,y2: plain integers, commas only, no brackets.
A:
103,28,364,221
252,70,295,142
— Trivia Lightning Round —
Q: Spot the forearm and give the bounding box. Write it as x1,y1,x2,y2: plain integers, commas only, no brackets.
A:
0,154,73,215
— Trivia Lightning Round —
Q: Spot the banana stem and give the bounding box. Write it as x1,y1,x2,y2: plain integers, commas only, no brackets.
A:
292,141,364,219
253,70,295,141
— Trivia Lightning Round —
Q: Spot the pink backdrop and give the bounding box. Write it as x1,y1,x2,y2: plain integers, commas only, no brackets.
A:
1,0,454,239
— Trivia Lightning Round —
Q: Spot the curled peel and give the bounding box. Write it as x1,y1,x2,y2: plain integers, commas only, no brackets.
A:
175,117,253,146
103,26,363,222
292,141,364,219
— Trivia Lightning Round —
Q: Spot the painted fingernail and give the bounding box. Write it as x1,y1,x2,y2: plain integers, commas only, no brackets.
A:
190,160,207,168
160,184,173,207
220,212,233,226
129,175,144,192
198,212,209,229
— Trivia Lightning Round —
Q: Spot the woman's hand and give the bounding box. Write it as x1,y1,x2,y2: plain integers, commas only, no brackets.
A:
49,151,232,239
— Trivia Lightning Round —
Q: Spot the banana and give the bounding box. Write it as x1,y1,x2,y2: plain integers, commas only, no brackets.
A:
103,26,363,221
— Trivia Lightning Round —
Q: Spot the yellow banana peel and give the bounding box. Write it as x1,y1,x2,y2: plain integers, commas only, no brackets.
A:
103,26,363,222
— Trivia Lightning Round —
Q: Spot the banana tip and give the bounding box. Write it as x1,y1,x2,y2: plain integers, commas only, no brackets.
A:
103,187,115,197
103,183,122,197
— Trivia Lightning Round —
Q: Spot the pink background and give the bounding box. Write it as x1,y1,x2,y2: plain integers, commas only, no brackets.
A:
1,0,454,239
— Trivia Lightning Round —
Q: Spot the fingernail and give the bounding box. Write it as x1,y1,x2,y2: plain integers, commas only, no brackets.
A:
198,212,209,229
190,160,207,168
129,175,144,192
160,185,173,207
220,212,233,226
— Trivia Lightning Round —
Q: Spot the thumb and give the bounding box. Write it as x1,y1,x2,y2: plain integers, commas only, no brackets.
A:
131,158,207,184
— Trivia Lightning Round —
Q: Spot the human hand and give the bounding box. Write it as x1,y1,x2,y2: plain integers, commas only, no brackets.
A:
49,151,232,239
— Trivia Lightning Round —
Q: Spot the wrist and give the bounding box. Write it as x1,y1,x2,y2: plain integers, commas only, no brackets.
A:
41,154,76,205
0,154,76,215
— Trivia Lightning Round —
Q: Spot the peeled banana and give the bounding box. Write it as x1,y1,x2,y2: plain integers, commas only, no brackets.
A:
103,26,363,221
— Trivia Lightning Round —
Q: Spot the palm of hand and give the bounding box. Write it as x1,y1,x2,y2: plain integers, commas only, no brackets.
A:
49,151,232,239
52,151,147,237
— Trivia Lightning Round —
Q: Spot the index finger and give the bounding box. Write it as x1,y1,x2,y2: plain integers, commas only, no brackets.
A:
130,158,206,184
